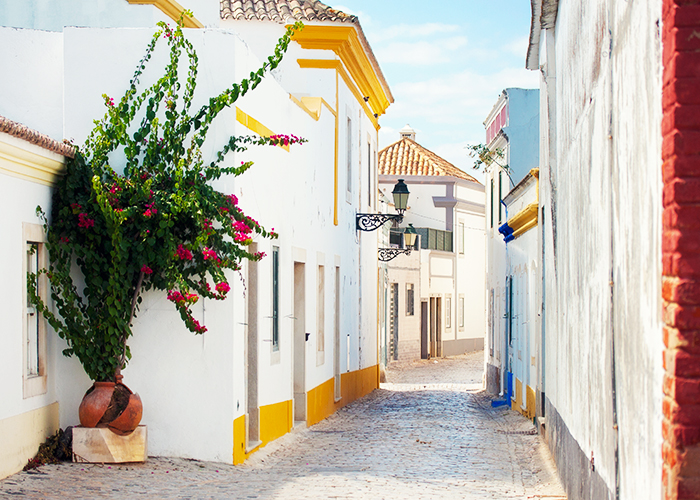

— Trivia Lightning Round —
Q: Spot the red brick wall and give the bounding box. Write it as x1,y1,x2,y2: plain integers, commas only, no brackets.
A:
663,1,700,498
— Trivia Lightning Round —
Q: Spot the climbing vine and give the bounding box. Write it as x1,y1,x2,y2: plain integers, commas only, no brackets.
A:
28,16,305,382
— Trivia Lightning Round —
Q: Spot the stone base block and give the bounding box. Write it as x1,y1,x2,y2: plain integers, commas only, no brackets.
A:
72,426,147,463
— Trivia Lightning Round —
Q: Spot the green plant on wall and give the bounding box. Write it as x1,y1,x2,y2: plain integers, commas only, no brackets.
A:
28,16,305,383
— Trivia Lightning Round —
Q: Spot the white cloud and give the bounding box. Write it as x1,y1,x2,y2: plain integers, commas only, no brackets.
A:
388,66,539,126
503,35,530,58
368,23,461,42
374,36,468,65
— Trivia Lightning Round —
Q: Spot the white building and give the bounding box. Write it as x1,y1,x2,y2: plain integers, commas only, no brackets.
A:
379,126,485,361
0,117,74,480
528,0,665,498
499,169,540,419
482,88,539,395
0,0,392,476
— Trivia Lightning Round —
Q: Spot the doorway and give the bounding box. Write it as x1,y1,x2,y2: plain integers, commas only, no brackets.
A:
293,262,306,423
421,301,428,359
430,297,442,358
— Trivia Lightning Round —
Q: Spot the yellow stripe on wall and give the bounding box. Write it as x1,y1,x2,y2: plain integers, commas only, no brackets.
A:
0,403,59,480
307,364,379,427
233,365,379,464
233,399,293,465
235,107,290,152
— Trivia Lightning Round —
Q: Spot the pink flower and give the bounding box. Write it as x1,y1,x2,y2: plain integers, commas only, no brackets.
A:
227,194,238,206
176,244,193,261
232,221,252,234
234,233,251,244
215,282,230,294
78,213,95,229
60,236,70,244
143,209,156,217
254,251,267,260
202,247,220,262
141,265,153,275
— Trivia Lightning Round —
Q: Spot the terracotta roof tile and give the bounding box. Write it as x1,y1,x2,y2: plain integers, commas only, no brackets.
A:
378,138,479,183
0,115,75,158
220,0,357,23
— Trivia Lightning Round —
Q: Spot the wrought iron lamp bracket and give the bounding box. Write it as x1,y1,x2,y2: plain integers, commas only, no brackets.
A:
378,248,412,262
356,213,403,232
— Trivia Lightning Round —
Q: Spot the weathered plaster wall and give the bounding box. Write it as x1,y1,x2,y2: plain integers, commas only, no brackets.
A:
2,21,381,463
540,0,663,498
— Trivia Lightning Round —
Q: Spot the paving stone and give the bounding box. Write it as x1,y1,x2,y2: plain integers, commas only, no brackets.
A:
0,350,565,499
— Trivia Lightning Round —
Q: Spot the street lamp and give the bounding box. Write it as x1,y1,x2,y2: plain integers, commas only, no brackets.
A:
378,224,419,262
356,179,410,231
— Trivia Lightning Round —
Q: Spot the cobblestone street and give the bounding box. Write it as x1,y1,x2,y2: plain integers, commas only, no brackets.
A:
0,351,565,499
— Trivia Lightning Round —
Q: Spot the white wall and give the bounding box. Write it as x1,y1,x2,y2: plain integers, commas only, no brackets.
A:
540,0,664,497
0,28,64,141
2,21,381,462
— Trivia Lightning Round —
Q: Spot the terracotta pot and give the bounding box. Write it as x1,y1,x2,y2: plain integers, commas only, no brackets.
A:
78,378,143,434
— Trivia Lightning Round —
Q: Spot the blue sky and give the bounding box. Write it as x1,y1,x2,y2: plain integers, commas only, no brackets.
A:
329,1,539,178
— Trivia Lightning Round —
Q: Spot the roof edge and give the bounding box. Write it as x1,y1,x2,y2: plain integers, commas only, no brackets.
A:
0,115,75,158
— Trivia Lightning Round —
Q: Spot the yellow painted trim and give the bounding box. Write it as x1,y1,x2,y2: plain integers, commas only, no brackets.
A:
126,0,204,28
507,202,538,239
233,399,293,465
307,364,379,426
334,70,339,226
526,385,537,419
297,59,380,131
0,403,59,480
232,365,378,464
511,377,523,413
289,95,336,121
291,26,392,117
235,107,290,152
0,139,65,186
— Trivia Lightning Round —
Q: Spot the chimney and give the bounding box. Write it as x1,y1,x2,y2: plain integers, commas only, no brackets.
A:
400,124,416,141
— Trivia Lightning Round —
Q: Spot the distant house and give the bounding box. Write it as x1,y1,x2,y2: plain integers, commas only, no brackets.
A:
482,88,539,395
0,0,392,476
378,126,485,363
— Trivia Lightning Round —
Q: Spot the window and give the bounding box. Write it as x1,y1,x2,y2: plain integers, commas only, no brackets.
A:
272,246,280,351
317,265,325,355
445,295,452,329
406,283,415,316
23,223,47,398
498,171,503,223
458,294,465,329
458,222,465,254
490,178,494,228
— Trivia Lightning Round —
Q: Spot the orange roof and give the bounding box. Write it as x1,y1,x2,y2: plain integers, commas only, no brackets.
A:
221,0,356,23
378,137,479,183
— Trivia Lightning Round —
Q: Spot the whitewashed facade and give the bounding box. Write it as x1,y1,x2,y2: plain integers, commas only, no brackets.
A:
483,88,539,394
529,0,664,498
0,0,392,475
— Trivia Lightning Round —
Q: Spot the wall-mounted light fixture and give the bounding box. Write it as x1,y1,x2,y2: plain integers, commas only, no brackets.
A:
378,224,418,262
356,179,410,231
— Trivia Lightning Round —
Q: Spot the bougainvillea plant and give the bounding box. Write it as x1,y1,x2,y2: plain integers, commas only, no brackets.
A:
28,16,305,382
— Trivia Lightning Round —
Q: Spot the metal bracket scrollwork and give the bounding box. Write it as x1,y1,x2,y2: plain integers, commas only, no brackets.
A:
356,213,403,231
378,248,412,262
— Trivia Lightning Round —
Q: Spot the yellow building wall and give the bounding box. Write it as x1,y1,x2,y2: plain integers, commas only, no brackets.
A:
233,364,379,464
0,402,59,480
511,378,537,420
307,364,379,427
